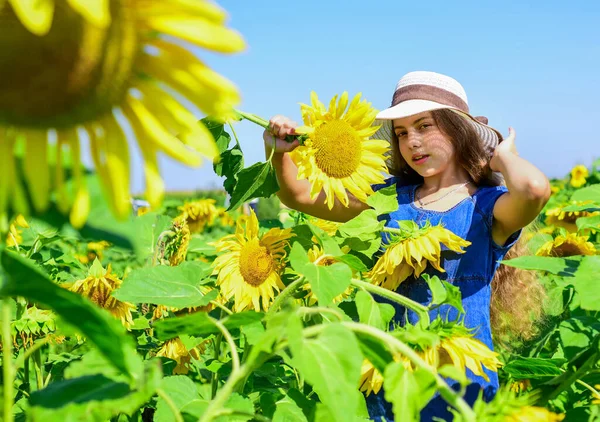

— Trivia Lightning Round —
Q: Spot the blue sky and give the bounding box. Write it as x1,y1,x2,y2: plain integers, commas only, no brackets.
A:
136,0,600,193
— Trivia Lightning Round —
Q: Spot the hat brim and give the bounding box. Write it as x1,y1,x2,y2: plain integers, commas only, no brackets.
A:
373,101,503,157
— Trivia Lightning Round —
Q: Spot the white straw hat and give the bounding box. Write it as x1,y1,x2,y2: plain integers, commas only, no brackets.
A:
374,71,503,156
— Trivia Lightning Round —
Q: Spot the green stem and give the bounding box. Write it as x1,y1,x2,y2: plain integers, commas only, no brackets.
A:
156,388,184,422
211,334,222,400
350,279,430,326
267,276,306,315
2,298,14,422
227,122,241,148
539,350,599,403
210,300,233,316
209,317,240,373
23,354,30,394
298,306,344,322
235,110,269,129
33,349,43,390
15,337,49,369
340,322,476,421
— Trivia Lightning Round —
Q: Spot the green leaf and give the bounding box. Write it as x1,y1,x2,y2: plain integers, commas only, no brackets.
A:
335,254,368,272
502,357,565,379
180,394,254,422
355,332,395,375
571,185,600,203
155,376,200,422
526,233,553,254
500,255,582,275
0,248,134,378
577,215,600,233
366,184,398,215
383,362,420,422
113,261,214,307
273,396,308,422
215,145,244,178
201,117,231,154
559,317,600,360
131,212,173,261
289,242,352,306
227,161,279,211
187,237,217,255
289,324,363,422
308,223,342,256
561,203,600,212
571,256,600,311
355,291,395,331
423,274,464,314
338,210,383,238
154,311,264,341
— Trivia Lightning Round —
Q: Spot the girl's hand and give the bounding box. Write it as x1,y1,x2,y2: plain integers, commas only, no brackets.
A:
263,115,300,153
490,127,518,172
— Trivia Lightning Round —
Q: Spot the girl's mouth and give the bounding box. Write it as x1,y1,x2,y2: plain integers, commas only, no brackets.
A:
412,154,429,165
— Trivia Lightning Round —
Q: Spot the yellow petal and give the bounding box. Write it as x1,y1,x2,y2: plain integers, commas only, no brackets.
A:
136,138,165,209
23,129,50,212
70,185,90,229
66,0,110,27
0,129,12,221
8,0,54,36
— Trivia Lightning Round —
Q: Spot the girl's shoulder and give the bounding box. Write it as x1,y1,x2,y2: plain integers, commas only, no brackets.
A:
471,184,509,226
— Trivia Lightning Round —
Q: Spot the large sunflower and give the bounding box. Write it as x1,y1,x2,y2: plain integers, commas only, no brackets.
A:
210,210,293,312
545,201,600,232
0,1,244,227
291,92,389,209
368,221,471,291
536,232,596,257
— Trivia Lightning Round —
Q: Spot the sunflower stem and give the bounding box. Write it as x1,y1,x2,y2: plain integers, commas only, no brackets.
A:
340,322,477,422
350,279,430,326
235,110,269,129
227,122,241,148
267,276,306,315
33,349,43,390
209,317,239,373
2,297,14,422
15,337,49,369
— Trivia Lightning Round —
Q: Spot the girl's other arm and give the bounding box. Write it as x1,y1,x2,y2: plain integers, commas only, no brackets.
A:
490,127,551,245
265,115,369,222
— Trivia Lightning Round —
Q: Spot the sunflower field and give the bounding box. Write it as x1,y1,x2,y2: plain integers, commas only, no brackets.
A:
1,2,600,422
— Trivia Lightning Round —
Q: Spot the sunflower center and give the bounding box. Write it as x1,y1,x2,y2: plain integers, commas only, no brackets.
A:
0,2,138,128
312,120,362,178
552,242,587,257
239,239,274,286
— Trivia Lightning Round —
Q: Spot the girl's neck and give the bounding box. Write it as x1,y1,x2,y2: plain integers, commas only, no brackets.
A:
421,168,472,193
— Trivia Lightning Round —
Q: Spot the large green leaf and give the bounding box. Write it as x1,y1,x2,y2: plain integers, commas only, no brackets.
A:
289,242,352,306
180,393,254,422
570,256,600,311
500,255,581,275
366,185,398,215
154,310,263,341
577,215,600,233
288,323,363,422
273,396,309,422
571,185,600,203
355,290,395,331
0,248,135,377
338,210,383,238
130,212,173,262
559,317,600,360
29,375,129,408
423,274,464,314
214,145,244,178
113,261,215,307
227,161,279,211
383,362,419,422
202,117,231,154
155,376,200,422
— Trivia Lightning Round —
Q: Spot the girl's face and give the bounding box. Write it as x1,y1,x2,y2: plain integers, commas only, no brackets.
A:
393,111,457,178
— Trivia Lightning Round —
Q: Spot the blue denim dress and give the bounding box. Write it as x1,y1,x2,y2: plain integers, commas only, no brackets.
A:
366,178,520,422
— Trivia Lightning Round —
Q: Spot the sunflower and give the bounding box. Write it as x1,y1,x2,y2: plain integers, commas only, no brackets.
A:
217,207,236,227
301,245,354,305
591,384,600,404
358,357,412,397
6,214,29,248
290,92,389,209
308,216,342,236
545,201,600,232
504,406,565,422
368,221,471,291
156,337,203,375
68,260,135,329
77,240,111,264
0,1,244,227
163,215,191,266
536,232,596,257
210,210,293,312
422,334,502,382
179,199,219,232
510,379,532,394
570,164,588,188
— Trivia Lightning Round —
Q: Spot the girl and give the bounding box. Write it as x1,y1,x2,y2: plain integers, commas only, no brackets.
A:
263,71,551,421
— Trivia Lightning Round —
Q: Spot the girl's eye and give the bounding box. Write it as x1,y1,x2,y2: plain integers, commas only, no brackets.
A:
396,132,407,138
419,123,431,130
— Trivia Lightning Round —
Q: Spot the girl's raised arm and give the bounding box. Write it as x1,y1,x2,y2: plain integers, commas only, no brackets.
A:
264,115,369,222
490,127,551,245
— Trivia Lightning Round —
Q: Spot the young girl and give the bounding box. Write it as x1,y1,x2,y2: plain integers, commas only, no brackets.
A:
263,71,551,421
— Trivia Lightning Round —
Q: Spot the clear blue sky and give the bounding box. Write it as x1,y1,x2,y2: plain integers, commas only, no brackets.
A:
134,0,600,193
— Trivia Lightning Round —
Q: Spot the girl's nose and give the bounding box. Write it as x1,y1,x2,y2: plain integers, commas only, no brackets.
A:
407,131,422,149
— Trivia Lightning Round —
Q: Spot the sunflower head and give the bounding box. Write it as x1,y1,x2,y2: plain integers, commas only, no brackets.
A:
179,199,219,232
368,221,470,291
210,210,293,312
536,232,596,257
570,165,589,188
156,337,202,375
68,259,134,328
545,201,600,232
164,215,191,266
290,92,390,209
0,0,244,227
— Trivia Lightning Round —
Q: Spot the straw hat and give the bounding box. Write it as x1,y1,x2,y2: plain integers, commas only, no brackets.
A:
374,71,503,156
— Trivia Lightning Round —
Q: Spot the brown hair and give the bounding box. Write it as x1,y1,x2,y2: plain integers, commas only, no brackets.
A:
388,109,547,349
